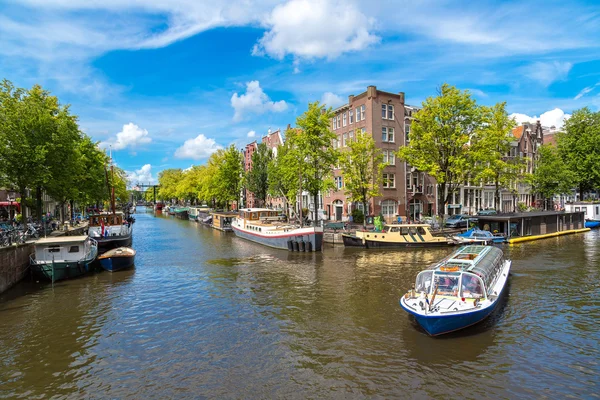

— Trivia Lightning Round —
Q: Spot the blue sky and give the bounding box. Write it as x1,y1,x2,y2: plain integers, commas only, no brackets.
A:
1,0,600,185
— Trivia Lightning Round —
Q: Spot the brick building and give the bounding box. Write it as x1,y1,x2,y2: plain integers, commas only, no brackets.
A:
323,85,437,223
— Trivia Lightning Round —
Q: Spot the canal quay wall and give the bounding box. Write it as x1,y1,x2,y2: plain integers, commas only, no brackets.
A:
0,224,87,294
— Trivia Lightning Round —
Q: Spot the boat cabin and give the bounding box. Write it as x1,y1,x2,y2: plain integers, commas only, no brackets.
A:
33,236,95,263
211,211,238,232
414,245,505,301
88,212,132,237
357,223,447,244
565,202,600,221
89,213,125,226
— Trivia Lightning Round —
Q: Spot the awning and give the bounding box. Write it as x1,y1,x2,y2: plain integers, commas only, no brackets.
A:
0,201,20,212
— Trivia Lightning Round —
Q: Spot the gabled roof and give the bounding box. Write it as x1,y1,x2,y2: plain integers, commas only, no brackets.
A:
512,126,524,139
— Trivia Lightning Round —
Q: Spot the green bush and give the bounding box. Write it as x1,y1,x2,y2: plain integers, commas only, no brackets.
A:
517,202,528,212
351,208,364,224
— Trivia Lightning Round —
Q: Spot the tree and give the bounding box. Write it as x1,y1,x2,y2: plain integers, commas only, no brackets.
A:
398,84,485,218
158,169,184,202
75,137,110,207
293,102,338,226
471,102,523,210
245,142,272,207
215,145,243,210
558,108,600,200
338,130,386,228
268,135,301,218
527,144,575,209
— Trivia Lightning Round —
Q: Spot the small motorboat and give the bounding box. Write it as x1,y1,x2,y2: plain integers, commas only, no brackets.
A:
98,247,136,272
400,245,511,336
453,228,505,244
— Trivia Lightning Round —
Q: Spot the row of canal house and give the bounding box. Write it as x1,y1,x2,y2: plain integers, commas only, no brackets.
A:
242,85,557,223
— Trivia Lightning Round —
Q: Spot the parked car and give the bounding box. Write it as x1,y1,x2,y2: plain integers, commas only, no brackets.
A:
444,214,469,228
477,209,498,216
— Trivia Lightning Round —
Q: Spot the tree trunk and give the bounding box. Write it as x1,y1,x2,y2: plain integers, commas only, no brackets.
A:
438,183,446,230
363,201,368,230
494,180,500,212
580,184,584,202
313,193,319,227
36,186,43,223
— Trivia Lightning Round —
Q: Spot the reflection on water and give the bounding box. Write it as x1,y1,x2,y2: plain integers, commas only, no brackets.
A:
1,208,599,399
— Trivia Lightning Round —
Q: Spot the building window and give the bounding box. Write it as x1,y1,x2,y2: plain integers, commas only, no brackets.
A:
355,107,361,122
349,130,354,142
333,117,337,130
343,112,347,127
337,115,341,129
335,176,343,190
349,109,354,124
382,104,394,120
383,150,395,165
382,127,394,142
360,105,366,120
383,173,395,188
381,200,397,216
382,127,387,142
343,133,348,147
405,124,410,142
337,135,342,148
361,128,366,134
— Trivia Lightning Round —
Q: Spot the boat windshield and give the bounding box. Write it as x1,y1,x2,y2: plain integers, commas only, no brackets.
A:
434,272,461,296
415,270,433,293
461,273,485,298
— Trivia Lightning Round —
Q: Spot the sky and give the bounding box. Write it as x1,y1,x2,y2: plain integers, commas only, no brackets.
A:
1,0,600,185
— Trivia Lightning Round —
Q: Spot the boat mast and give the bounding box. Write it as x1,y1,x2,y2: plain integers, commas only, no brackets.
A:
109,145,116,216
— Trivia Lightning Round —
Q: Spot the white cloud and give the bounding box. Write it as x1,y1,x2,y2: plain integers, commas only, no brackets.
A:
253,0,378,60
321,92,345,108
230,81,288,121
100,122,151,150
174,134,223,160
247,130,256,138
523,61,572,86
127,164,155,184
574,82,600,100
510,108,571,129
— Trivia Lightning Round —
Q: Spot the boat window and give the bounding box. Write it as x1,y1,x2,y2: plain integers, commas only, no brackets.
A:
409,227,418,235
47,246,60,253
390,227,399,232
401,227,409,235
68,246,80,253
251,212,257,220
417,227,426,235
415,271,433,294
461,273,484,298
434,273,460,296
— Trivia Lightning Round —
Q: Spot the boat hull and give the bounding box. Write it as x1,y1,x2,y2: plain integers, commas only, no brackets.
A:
585,219,600,229
342,234,452,248
232,225,323,251
99,255,135,272
96,234,132,254
31,258,96,282
401,300,497,336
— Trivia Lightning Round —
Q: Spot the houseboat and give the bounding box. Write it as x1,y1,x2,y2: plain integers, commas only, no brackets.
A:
400,245,511,336
189,206,212,222
30,236,98,282
155,203,164,211
88,212,133,254
174,207,189,220
342,224,455,248
211,211,238,232
231,208,323,252
564,203,600,228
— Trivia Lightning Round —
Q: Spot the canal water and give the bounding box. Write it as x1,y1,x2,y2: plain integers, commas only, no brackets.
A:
1,208,599,399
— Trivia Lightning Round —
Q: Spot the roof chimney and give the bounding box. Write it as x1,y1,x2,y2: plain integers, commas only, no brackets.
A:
348,94,354,105
399,92,405,104
367,85,376,98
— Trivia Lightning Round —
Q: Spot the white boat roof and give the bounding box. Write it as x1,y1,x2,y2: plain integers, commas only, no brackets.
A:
386,223,431,228
35,235,89,245
242,208,276,212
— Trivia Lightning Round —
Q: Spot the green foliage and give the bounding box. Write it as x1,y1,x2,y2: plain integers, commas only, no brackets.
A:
0,79,115,220
268,131,301,210
158,169,184,201
215,145,243,209
245,142,272,206
351,208,364,224
558,108,600,198
338,130,386,227
527,144,575,206
471,102,523,208
398,84,485,215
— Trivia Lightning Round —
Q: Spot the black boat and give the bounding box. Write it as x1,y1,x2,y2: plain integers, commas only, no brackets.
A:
88,212,133,254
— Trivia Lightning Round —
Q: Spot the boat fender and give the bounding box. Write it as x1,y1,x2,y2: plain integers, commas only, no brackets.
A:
287,240,294,251
292,241,299,252
299,241,306,252
306,241,312,252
